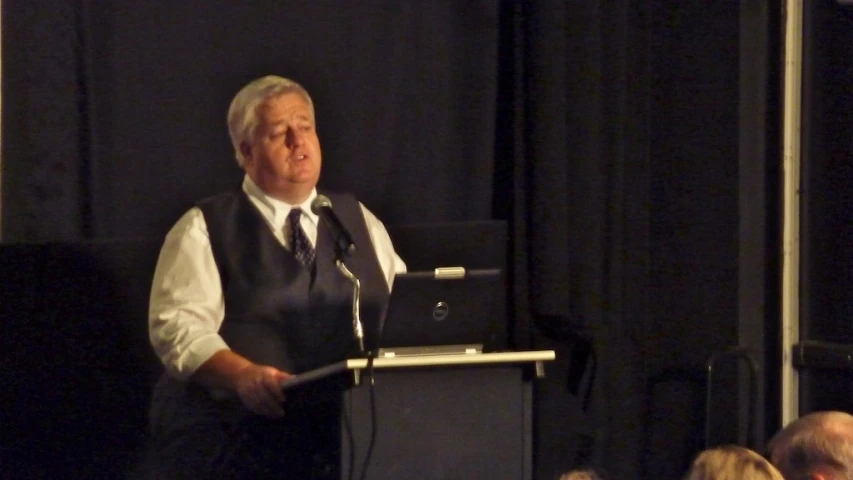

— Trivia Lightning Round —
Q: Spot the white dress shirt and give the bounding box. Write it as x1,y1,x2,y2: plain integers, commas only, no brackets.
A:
149,175,407,379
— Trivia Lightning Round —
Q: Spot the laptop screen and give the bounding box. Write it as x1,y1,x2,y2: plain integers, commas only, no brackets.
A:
376,268,506,356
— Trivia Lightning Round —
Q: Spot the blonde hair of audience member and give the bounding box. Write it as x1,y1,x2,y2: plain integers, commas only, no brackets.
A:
767,410,853,480
559,468,607,480
684,445,784,480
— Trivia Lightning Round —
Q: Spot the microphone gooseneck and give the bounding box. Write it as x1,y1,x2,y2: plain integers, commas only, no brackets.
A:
311,194,365,357
335,259,365,357
311,194,357,258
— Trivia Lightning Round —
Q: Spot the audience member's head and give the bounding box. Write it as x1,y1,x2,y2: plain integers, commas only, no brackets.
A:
683,444,784,480
558,467,609,480
767,410,853,480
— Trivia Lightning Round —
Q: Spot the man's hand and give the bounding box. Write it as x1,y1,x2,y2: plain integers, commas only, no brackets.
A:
192,350,292,418
234,363,291,418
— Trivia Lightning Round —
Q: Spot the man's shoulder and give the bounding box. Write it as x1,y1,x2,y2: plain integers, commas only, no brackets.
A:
196,189,244,209
194,189,251,232
318,190,364,214
317,190,371,226
318,189,357,203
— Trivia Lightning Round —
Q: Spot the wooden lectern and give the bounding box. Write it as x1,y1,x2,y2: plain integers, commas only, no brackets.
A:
283,350,555,480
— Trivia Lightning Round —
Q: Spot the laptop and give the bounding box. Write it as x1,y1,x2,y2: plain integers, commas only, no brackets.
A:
376,267,505,357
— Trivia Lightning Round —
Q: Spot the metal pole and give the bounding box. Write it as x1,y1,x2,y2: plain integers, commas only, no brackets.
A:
781,0,803,426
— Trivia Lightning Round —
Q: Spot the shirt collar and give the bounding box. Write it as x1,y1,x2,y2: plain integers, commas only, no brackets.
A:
241,175,319,229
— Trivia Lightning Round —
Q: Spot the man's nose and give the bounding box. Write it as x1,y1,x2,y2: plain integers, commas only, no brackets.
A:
286,128,305,148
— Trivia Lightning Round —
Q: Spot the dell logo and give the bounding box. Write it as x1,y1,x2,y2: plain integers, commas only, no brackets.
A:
433,301,449,321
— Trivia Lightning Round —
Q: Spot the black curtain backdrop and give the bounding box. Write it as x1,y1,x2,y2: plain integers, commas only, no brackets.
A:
799,0,853,414
2,1,784,479
4,0,502,239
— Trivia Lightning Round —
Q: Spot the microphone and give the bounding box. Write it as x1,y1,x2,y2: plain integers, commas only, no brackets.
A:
311,194,356,257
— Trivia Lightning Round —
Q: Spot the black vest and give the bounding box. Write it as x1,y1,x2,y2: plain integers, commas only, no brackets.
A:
197,190,389,373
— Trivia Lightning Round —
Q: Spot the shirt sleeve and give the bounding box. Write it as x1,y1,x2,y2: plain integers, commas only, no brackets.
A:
359,203,407,288
148,207,229,379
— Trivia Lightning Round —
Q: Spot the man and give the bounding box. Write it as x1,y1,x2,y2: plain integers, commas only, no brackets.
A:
767,410,853,480
141,75,406,479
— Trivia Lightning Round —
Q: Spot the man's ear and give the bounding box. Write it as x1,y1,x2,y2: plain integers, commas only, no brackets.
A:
239,142,252,164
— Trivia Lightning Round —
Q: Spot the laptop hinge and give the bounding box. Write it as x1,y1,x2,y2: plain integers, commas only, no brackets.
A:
378,344,483,358
434,267,466,279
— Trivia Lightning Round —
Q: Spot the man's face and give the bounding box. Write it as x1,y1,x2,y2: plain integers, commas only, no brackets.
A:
242,92,322,203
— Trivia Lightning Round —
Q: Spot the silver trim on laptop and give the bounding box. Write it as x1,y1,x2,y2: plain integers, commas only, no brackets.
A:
378,344,483,358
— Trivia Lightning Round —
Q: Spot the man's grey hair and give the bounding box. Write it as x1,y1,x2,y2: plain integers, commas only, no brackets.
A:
227,75,315,167
768,411,853,480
